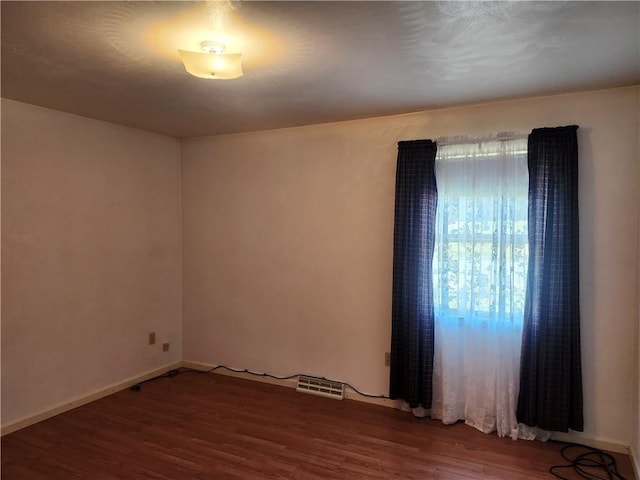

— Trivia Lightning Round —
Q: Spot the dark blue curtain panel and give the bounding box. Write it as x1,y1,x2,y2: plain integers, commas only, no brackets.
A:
389,139,438,409
517,125,583,432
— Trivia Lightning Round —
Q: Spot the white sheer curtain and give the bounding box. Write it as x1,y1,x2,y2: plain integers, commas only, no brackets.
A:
429,137,530,439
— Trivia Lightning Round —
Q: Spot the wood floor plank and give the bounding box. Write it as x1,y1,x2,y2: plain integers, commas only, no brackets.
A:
2,372,635,479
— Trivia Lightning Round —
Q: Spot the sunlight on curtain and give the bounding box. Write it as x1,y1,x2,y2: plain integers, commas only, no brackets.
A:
429,137,532,438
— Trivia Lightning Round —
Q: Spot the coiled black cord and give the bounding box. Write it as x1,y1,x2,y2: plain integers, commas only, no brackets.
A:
549,441,629,480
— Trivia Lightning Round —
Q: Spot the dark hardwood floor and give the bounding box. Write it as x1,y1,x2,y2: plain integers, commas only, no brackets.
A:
2,372,635,479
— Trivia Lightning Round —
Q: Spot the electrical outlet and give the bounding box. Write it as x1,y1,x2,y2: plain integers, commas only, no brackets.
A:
163,342,170,352
385,352,391,366
149,332,156,345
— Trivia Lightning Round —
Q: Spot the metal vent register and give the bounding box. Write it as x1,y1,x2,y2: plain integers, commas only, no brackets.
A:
296,375,345,400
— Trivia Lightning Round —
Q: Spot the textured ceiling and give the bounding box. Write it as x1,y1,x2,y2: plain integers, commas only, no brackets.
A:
2,1,639,138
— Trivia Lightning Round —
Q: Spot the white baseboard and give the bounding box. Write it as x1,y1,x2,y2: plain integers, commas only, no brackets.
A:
548,431,629,455
1,361,182,436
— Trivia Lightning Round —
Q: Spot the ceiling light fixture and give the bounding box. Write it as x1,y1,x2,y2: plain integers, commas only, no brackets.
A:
178,40,243,79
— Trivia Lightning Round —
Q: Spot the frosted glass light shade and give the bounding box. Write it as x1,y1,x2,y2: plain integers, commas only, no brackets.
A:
178,49,243,79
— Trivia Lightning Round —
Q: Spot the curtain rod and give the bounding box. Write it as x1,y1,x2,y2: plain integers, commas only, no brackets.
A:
436,132,528,146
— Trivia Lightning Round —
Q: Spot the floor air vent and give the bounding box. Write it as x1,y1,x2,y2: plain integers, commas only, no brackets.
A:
296,375,345,400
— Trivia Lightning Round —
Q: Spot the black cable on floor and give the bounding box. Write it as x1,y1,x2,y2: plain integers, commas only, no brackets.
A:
549,441,629,480
182,365,300,381
129,368,181,391
130,365,390,400
180,366,390,399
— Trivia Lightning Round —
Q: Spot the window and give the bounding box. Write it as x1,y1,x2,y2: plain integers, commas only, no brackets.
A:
432,138,528,325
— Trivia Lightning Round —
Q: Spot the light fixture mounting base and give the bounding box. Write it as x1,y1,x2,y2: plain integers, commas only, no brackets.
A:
200,40,225,55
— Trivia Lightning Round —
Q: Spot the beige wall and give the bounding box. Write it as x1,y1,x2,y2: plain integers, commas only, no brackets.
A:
1,99,182,426
634,105,640,473
182,86,640,447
